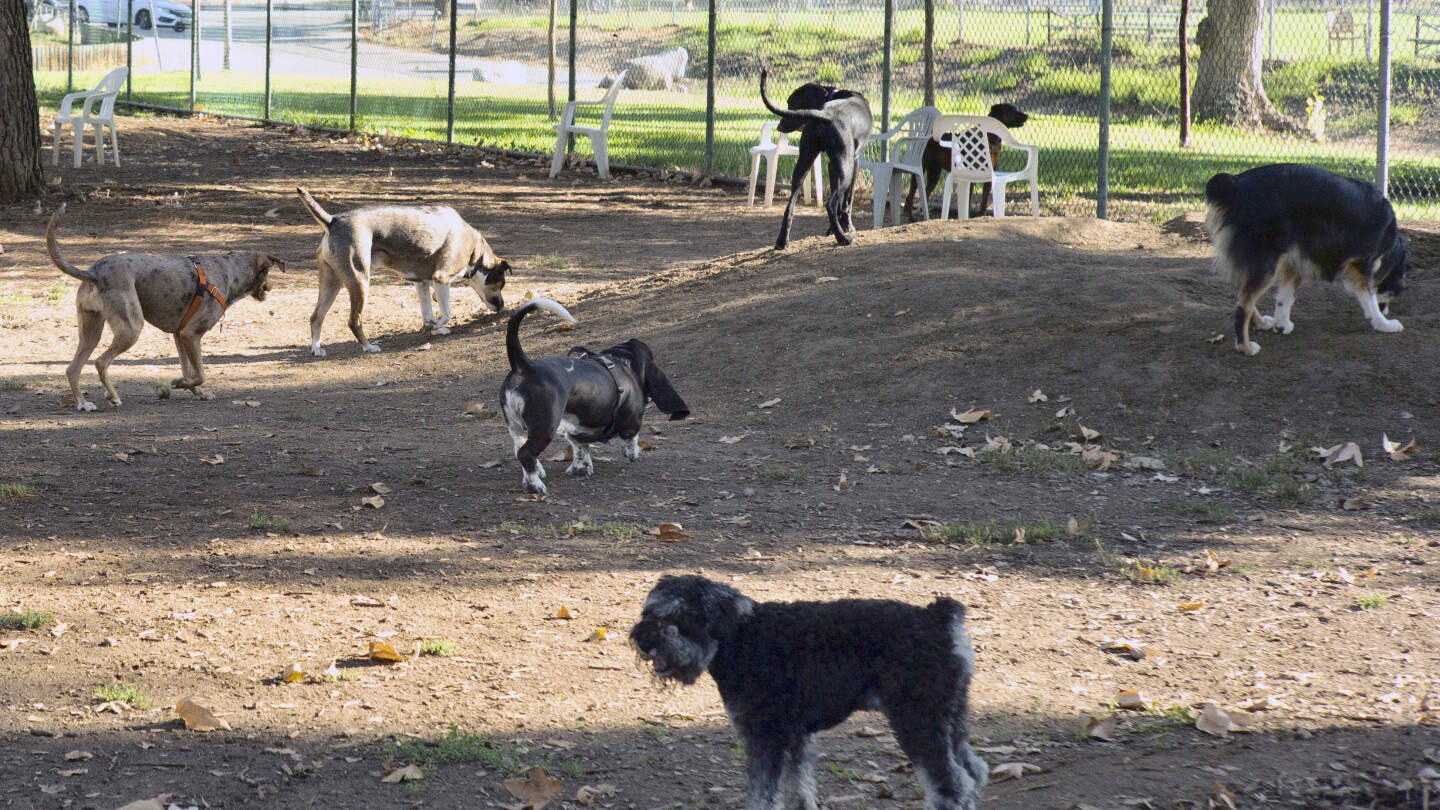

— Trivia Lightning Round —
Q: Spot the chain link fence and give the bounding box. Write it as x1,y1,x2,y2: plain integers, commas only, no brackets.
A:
27,0,1440,219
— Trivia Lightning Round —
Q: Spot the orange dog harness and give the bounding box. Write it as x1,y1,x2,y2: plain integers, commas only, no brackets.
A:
176,263,227,332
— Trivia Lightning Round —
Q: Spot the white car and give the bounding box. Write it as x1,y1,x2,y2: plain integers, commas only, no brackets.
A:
67,0,192,31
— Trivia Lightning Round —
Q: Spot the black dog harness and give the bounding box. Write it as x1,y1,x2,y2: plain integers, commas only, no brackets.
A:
571,350,629,441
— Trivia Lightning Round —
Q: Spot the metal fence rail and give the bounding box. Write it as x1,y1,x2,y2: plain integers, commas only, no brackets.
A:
27,0,1440,219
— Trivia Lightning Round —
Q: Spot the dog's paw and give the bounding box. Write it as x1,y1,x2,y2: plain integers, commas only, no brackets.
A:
195,389,215,401
430,326,451,336
1274,319,1295,335
1256,314,1275,330
310,345,327,357
565,462,594,477
623,441,642,461
522,477,548,496
108,398,122,408
1374,318,1404,333
76,400,97,413
1236,341,1262,356
362,343,382,353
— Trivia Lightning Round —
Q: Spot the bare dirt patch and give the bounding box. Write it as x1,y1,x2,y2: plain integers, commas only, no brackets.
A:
1,112,1438,810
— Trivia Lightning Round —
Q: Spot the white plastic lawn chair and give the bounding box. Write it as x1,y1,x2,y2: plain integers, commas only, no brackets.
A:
550,69,627,180
746,122,824,209
53,66,128,169
858,105,939,228
932,113,1039,219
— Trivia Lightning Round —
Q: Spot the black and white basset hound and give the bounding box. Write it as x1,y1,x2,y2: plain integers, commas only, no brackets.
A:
499,298,689,495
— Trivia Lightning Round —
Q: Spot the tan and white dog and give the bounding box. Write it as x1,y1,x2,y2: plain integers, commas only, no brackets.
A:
46,203,286,410
296,188,511,356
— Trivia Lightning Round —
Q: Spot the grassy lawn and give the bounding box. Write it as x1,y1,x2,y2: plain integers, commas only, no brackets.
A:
35,6,1440,220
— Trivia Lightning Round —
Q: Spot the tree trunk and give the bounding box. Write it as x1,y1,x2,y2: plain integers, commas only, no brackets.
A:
923,0,933,105
1,0,45,202
1192,0,1304,134
223,0,232,70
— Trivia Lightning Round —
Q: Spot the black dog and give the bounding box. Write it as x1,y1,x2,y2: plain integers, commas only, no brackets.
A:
500,298,689,495
759,69,874,250
906,103,1029,221
631,575,987,810
1204,163,1410,356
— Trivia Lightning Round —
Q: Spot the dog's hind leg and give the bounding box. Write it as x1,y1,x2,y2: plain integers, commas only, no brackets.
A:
891,710,981,810
67,306,105,412
513,400,560,494
774,142,819,250
1343,259,1404,333
823,151,857,246
342,264,381,354
92,305,143,408
742,737,787,810
778,735,819,810
309,260,343,357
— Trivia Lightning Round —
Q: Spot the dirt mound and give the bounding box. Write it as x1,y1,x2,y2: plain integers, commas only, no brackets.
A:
550,217,1437,457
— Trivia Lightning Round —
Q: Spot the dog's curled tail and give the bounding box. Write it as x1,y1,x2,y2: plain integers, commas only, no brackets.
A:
1204,172,1241,210
759,68,827,123
506,297,577,372
45,204,93,283
295,187,334,228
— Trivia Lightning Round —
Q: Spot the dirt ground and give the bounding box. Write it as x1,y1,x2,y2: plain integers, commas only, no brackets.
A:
1,113,1439,810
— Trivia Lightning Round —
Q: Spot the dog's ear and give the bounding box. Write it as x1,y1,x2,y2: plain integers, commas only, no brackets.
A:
255,254,288,273
698,579,753,639
626,340,690,420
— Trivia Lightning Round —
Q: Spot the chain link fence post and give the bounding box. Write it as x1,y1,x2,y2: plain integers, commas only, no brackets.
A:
66,0,74,93
1097,0,1113,219
189,0,197,110
704,0,716,176
447,0,457,145
881,0,892,141
264,0,272,121
567,0,576,152
1376,0,1391,196
349,0,358,132
125,0,132,100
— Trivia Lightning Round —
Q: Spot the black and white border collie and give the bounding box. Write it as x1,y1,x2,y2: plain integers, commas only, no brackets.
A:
1204,163,1410,356
499,298,689,495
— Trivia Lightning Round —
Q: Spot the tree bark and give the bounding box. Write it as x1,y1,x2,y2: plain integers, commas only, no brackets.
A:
1,0,45,202
1192,0,1305,134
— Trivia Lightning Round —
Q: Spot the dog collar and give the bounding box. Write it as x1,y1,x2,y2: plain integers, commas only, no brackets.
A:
176,258,228,332
824,88,840,101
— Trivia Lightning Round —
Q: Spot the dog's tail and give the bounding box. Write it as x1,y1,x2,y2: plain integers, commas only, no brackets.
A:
45,204,93,283
296,187,334,228
506,297,577,372
1204,172,1241,210
759,68,830,124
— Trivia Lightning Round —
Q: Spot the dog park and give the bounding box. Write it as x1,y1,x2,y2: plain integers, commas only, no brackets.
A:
5,0,1440,805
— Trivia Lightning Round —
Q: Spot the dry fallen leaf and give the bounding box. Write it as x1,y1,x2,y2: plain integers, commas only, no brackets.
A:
989,762,1042,781
504,766,563,810
1086,713,1118,741
1104,640,1156,661
1067,517,1081,536
951,407,998,424
1313,442,1363,468
555,606,574,620
758,398,781,409
588,627,608,642
1028,389,1049,403
112,453,129,463
1204,549,1231,573
652,522,690,542
175,696,231,732
903,519,943,531
717,435,744,444
1382,434,1417,462
50,622,70,638
1078,424,1102,442
1115,689,1151,710
367,640,408,663
360,495,385,509
1177,601,1206,613
1209,782,1238,810
381,764,423,783
114,797,172,810
281,663,306,684
368,482,392,494
833,471,851,492
199,454,225,465
576,784,618,805
1012,527,1026,544
1195,702,1253,737
1339,498,1374,511
63,750,92,762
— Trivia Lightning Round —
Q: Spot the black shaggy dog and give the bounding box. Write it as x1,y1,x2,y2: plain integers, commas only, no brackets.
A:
906,103,1029,221
1204,163,1410,356
630,575,987,810
759,69,874,250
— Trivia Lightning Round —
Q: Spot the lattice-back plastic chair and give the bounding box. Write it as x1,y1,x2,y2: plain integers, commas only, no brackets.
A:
550,69,628,179
931,113,1039,220
53,66,128,169
859,105,939,228
746,122,824,210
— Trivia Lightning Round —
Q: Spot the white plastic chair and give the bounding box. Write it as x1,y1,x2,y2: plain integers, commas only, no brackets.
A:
746,122,824,210
550,69,627,180
858,105,939,228
932,113,1040,219
53,67,128,169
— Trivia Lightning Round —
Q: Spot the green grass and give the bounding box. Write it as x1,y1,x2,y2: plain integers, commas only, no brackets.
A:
1411,506,1440,523
1175,448,1318,507
247,511,291,532
1355,593,1388,610
394,725,523,772
1389,535,1422,545
44,284,68,302
0,483,37,498
0,611,52,631
0,380,32,392
94,683,151,709
419,640,457,657
917,517,1065,545
499,520,554,537
557,758,586,779
568,520,648,541
1127,562,1182,585
1156,499,1237,522
531,254,569,269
